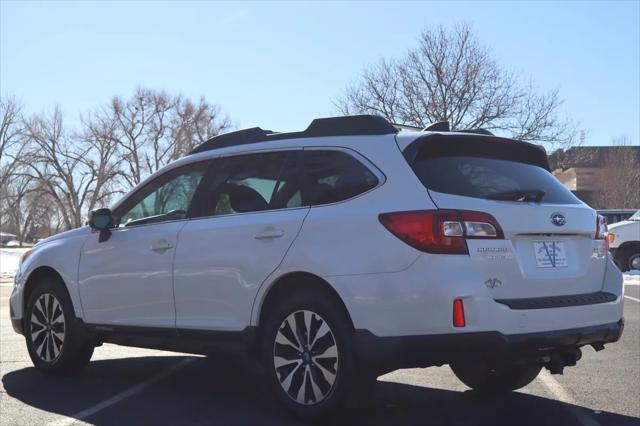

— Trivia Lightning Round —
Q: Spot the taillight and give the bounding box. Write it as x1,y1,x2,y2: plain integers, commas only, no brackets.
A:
378,210,503,255
596,214,609,250
459,210,504,239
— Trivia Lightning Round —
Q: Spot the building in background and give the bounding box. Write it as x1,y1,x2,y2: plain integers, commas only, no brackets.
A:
549,146,640,210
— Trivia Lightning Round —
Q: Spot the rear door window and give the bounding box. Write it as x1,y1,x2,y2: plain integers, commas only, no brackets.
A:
196,151,303,217
302,150,379,205
408,138,580,204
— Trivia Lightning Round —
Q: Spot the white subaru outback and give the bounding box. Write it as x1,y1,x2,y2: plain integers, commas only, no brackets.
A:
10,115,624,418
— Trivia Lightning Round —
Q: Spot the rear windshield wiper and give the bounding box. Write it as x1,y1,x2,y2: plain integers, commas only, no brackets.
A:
487,189,545,202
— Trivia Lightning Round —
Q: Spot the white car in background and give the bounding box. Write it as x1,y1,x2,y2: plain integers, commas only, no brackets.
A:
609,210,640,271
9,115,624,418
597,209,636,225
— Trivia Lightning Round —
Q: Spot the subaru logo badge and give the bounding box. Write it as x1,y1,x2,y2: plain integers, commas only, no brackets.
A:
551,212,566,226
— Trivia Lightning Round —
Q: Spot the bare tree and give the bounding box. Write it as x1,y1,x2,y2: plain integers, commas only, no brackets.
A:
80,108,127,206
2,89,232,233
99,88,232,188
170,95,232,155
593,136,640,209
0,175,51,245
0,96,27,191
22,107,121,229
336,24,577,148
102,88,172,187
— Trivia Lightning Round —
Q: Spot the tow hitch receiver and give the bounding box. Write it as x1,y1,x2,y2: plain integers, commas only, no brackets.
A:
544,348,582,375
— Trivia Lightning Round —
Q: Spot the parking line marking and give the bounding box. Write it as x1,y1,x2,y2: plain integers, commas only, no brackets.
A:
538,370,600,426
538,370,576,403
47,358,195,426
624,295,640,303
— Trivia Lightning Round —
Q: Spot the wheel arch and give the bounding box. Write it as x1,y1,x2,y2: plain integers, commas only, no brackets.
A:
253,271,355,331
23,266,73,314
617,240,640,252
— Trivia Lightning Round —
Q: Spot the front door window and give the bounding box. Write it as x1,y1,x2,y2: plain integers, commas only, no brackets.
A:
115,163,209,227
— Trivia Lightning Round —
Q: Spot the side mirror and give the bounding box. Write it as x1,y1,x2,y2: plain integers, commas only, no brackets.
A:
89,208,113,242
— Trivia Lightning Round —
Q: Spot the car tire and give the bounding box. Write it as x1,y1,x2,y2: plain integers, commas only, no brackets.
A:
24,278,94,374
261,288,374,419
450,362,541,393
616,246,640,272
625,251,640,272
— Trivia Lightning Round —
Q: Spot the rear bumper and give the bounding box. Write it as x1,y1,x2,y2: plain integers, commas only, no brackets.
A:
328,251,624,337
495,291,617,309
354,319,624,372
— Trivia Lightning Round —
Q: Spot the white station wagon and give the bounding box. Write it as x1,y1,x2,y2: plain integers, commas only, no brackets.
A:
10,115,624,418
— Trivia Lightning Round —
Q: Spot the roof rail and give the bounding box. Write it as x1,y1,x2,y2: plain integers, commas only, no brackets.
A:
305,114,398,137
188,114,398,155
458,128,495,136
392,123,423,131
421,121,494,136
189,127,272,154
423,121,450,132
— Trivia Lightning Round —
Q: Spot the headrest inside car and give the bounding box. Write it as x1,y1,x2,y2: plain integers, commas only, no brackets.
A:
225,184,269,213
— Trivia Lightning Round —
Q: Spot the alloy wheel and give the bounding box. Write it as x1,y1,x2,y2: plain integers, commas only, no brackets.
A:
273,310,339,405
30,293,65,362
630,254,640,271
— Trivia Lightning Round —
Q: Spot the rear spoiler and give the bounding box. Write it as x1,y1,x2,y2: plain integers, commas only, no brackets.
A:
402,134,550,171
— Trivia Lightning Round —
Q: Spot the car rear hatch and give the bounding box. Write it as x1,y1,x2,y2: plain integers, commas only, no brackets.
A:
402,134,606,299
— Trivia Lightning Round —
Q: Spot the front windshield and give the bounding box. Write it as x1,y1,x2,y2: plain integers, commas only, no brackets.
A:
630,210,640,221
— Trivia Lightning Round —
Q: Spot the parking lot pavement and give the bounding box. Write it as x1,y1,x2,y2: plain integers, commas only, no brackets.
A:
1,283,638,426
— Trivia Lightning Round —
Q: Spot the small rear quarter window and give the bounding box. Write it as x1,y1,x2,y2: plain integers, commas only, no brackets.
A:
302,150,379,205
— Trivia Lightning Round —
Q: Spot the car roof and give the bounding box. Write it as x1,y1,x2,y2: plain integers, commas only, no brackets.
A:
188,114,398,155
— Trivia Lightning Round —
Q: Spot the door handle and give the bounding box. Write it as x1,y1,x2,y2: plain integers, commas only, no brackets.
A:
254,227,285,240
151,239,174,252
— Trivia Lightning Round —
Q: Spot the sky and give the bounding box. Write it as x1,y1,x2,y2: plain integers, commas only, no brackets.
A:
1,1,639,148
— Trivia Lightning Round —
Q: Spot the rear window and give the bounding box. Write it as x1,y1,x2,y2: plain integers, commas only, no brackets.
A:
408,138,580,204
